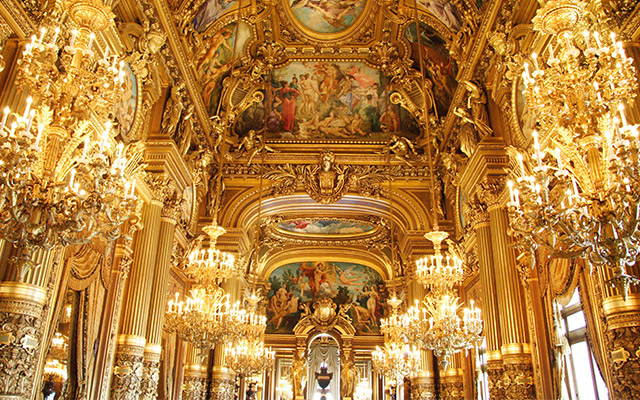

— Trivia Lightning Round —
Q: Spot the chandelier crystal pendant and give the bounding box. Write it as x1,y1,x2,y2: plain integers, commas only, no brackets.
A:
225,338,275,378
507,0,640,297
276,378,293,400
407,230,483,369
0,0,140,278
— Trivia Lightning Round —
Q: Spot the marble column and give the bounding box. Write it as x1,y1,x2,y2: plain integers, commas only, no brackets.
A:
111,177,171,400
467,197,504,398
479,180,535,399
140,194,181,400
182,344,208,400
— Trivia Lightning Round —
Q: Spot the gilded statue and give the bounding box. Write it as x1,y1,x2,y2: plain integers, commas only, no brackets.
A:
388,134,417,165
237,130,275,166
340,358,355,399
161,83,185,138
292,351,307,398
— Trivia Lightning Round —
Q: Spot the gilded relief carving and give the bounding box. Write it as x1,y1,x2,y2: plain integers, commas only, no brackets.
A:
264,151,387,203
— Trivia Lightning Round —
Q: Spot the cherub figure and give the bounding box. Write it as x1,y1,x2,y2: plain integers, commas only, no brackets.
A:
389,134,417,165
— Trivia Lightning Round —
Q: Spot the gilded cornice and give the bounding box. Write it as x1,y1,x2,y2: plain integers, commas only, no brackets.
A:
0,0,37,37
150,0,212,145
439,0,511,152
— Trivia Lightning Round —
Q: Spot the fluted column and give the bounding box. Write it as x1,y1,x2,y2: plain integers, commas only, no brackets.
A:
0,243,61,400
439,354,464,400
210,344,235,400
111,177,171,400
182,344,208,400
600,258,640,398
407,276,435,400
467,198,503,397
479,180,535,399
140,193,181,400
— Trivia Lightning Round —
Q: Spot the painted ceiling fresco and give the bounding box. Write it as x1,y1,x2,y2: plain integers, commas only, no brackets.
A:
196,21,251,115
277,220,376,235
287,0,367,34
234,61,420,141
417,0,463,31
267,262,387,335
405,22,458,117
192,0,237,32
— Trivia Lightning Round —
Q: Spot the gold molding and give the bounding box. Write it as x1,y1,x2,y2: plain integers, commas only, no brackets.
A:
0,282,47,304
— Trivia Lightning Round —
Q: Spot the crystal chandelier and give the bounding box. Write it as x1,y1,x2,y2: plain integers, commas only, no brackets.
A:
354,379,372,400
372,340,420,385
0,0,139,278
376,297,420,384
225,338,275,377
406,230,482,369
165,222,239,351
276,378,293,400
165,285,235,351
185,222,237,287
508,0,640,296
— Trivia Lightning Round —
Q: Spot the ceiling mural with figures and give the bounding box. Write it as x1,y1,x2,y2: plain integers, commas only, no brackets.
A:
266,262,388,335
286,0,367,34
233,61,421,141
276,220,376,235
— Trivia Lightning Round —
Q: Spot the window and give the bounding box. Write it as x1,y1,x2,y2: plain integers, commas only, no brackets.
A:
475,338,489,400
560,290,608,400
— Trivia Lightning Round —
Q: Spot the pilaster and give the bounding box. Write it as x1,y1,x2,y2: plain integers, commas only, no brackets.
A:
140,192,181,400
182,344,208,400
111,176,172,399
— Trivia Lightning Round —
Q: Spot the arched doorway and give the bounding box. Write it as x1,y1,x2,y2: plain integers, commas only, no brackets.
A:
307,333,341,400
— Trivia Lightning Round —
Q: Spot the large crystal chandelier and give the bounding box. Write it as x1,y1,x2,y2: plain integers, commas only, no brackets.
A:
225,338,275,377
164,222,239,351
375,297,420,384
0,0,139,277
406,230,482,369
276,378,293,400
508,0,640,296
353,379,372,400
224,291,274,376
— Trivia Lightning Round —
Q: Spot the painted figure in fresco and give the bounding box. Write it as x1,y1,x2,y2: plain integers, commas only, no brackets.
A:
380,105,400,132
268,286,299,329
348,113,366,136
192,0,234,32
418,0,461,30
291,0,361,30
197,28,233,77
278,81,301,132
299,74,319,115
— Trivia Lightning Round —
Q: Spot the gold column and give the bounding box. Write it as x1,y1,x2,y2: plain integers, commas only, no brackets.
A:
111,177,171,400
183,344,208,400
210,343,235,400
0,282,48,400
140,194,181,400
600,262,640,398
479,180,535,399
407,276,435,400
467,197,503,397
439,354,464,400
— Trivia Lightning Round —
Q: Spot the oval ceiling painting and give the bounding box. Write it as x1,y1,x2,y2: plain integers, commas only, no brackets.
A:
288,0,367,34
277,220,376,235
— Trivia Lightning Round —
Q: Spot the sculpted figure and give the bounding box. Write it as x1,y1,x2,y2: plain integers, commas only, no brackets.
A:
389,134,417,165
237,130,275,165
161,83,185,137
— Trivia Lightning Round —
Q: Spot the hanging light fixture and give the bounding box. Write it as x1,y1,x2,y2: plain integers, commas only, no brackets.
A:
225,338,275,378
353,379,372,400
398,1,482,369
507,0,640,297
375,297,420,384
0,0,140,278
276,378,293,400
408,231,483,369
